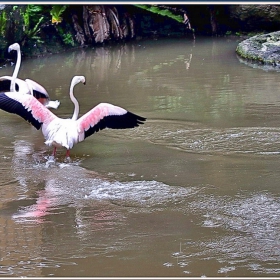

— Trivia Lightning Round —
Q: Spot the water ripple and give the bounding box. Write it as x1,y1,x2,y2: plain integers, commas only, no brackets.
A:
170,191,280,275
118,123,280,156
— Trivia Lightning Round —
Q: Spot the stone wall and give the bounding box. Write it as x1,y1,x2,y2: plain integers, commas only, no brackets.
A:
228,5,280,32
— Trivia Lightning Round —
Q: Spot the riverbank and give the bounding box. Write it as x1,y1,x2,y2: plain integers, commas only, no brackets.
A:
1,4,280,61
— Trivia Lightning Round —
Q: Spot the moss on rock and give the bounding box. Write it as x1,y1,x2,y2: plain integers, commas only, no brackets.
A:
236,31,280,69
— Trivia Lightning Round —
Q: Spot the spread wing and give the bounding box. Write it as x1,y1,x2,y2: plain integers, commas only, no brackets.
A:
76,102,146,141
0,92,57,129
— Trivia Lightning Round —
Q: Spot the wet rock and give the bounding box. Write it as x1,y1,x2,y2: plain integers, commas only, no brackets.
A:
236,31,280,70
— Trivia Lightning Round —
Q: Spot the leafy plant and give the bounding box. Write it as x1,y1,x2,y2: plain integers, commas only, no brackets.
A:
50,5,67,24
62,33,74,46
23,5,43,28
19,5,46,44
56,25,75,46
23,15,44,42
0,10,7,36
135,5,184,23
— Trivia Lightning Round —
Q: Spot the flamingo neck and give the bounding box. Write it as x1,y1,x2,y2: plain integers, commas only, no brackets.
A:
70,83,79,121
26,81,33,96
10,47,21,92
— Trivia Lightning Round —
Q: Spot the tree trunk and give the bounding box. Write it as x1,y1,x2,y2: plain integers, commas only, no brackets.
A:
71,11,86,46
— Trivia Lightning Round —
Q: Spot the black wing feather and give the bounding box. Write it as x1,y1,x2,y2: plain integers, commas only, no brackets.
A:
84,111,146,139
0,80,19,92
0,80,47,99
0,93,42,130
33,90,49,100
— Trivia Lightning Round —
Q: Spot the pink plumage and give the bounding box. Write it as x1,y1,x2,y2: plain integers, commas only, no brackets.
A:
0,76,146,158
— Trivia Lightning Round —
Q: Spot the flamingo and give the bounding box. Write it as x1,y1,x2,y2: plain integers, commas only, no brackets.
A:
0,75,146,158
0,43,60,109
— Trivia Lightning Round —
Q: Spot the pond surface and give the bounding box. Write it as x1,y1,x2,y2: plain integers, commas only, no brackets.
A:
0,36,280,277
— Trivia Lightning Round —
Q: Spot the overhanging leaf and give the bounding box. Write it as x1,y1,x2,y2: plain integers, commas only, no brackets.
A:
50,5,67,24
135,5,184,23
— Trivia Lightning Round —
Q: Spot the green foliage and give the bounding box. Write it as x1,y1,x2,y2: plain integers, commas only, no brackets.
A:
24,5,44,28
62,33,74,46
27,16,44,38
26,5,43,16
0,10,7,36
135,5,184,23
56,25,74,46
50,5,67,24
20,5,45,41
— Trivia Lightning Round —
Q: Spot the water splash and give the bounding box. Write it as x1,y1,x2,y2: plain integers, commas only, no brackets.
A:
88,179,200,210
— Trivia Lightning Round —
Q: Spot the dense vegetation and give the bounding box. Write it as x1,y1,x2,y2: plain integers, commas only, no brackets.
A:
1,4,280,59
0,4,193,57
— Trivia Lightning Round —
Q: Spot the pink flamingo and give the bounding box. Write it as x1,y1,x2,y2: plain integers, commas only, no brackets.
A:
0,75,146,158
0,43,60,109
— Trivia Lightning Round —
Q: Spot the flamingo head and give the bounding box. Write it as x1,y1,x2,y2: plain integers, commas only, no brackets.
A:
8,43,20,53
71,76,86,88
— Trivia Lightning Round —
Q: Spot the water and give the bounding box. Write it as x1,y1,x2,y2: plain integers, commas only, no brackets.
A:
0,36,280,277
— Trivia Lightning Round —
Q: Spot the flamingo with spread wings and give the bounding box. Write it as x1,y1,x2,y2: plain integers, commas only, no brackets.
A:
0,43,60,109
0,75,146,158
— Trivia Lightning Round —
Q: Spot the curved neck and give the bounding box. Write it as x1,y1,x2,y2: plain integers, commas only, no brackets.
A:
26,81,33,96
70,82,79,121
10,47,21,92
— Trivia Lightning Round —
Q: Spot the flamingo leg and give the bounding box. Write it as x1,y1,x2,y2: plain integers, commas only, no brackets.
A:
53,147,57,157
65,150,70,158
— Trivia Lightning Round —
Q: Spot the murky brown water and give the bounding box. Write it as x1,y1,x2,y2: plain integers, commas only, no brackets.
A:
0,36,280,277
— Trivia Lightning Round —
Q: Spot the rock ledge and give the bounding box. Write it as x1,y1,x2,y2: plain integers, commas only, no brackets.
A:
236,31,280,70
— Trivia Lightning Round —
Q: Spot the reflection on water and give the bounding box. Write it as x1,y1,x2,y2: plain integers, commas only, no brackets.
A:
0,37,280,277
